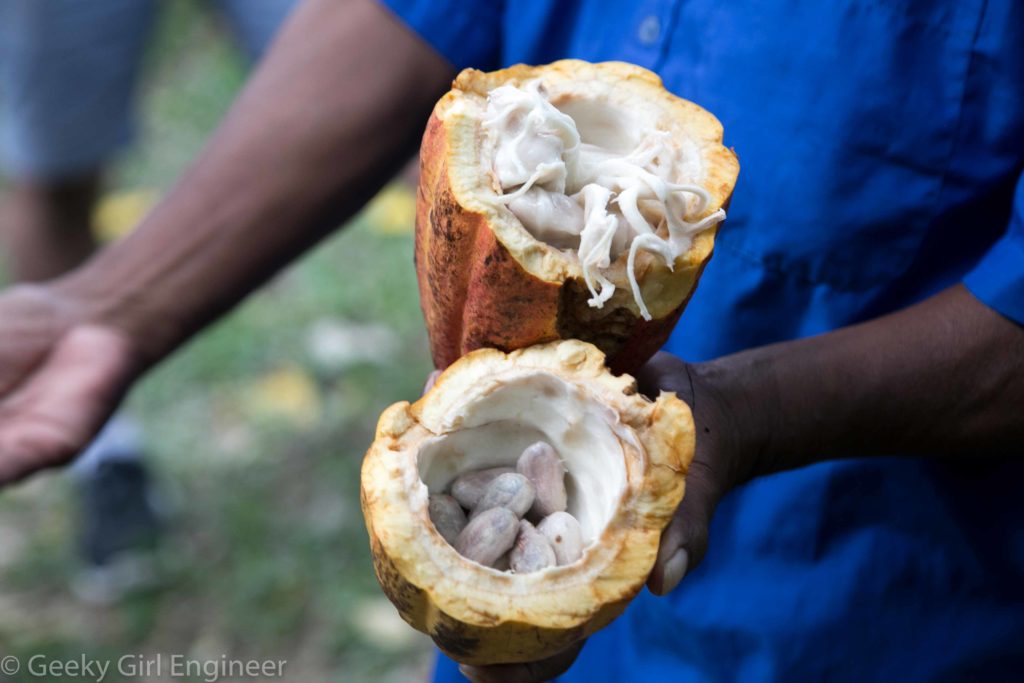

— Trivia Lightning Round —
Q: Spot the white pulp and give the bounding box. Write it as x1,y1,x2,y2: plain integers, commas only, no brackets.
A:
483,80,725,320
416,372,629,547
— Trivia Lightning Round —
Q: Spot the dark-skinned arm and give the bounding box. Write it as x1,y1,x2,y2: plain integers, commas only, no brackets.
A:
0,0,454,483
643,283,1024,596
462,285,1024,683
60,0,454,362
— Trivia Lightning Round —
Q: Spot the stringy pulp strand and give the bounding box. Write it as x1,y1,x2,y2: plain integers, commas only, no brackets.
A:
484,81,725,320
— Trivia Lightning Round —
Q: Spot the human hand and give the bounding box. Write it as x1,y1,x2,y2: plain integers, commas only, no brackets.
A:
634,351,752,595
455,350,750,682
423,369,441,394
0,284,141,485
458,641,585,683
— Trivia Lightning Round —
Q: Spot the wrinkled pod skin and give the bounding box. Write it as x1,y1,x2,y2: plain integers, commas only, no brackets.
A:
362,340,695,665
415,61,738,374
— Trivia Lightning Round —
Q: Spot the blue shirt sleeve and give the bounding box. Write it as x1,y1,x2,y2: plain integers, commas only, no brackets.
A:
963,172,1024,324
377,0,503,72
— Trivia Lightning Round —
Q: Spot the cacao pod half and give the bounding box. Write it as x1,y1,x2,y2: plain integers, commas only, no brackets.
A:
416,60,739,374
361,340,693,664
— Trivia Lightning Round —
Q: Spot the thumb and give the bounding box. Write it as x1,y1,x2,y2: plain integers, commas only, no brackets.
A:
647,458,721,595
423,369,442,395
0,325,138,485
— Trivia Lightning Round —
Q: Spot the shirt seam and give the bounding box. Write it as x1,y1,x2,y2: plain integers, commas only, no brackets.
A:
654,0,685,72
921,0,989,251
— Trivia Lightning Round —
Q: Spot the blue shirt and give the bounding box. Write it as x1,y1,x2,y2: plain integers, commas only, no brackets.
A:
380,1,1024,679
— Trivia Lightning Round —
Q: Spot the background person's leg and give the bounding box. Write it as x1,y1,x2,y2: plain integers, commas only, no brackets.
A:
0,0,159,279
0,173,101,281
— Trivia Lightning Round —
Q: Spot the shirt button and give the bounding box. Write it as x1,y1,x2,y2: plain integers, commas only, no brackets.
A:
637,15,661,46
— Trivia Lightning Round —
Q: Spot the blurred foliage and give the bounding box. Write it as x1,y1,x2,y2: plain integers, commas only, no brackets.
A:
0,1,433,679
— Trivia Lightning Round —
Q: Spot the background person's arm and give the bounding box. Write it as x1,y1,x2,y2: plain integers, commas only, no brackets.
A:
62,0,455,362
0,0,454,483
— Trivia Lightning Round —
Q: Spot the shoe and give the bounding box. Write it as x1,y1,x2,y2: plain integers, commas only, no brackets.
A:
72,459,164,604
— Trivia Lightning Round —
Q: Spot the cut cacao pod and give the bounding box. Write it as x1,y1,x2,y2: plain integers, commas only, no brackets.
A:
416,59,739,374
360,340,694,664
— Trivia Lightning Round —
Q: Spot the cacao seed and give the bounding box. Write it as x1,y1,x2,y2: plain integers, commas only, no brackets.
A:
538,511,583,566
428,494,467,544
455,507,518,566
450,466,515,509
471,472,535,519
509,520,556,574
516,441,567,518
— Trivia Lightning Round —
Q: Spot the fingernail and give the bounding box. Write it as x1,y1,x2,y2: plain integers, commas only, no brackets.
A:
661,548,689,594
458,664,486,683
424,370,441,394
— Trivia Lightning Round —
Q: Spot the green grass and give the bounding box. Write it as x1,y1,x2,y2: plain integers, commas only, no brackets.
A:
0,2,434,679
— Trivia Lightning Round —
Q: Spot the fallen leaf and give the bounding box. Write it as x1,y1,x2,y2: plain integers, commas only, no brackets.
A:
362,184,416,235
93,189,159,241
246,366,321,428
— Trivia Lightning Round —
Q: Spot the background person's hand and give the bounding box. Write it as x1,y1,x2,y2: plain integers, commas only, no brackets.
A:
0,284,141,484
